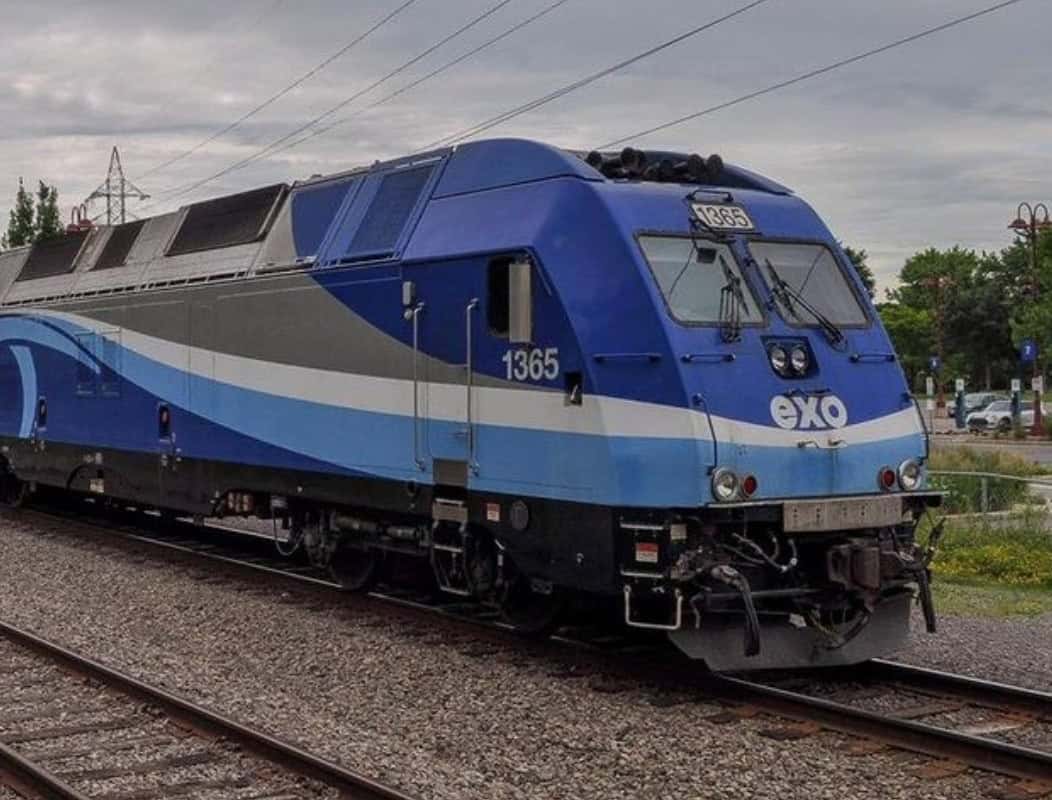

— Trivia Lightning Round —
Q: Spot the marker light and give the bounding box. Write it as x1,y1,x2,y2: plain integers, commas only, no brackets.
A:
712,468,739,502
878,466,897,492
741,474,759,498
790,346,810,375
769,346,789,375
898,459,922,492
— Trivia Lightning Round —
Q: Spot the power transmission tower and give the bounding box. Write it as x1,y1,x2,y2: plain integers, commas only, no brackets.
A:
85,147,150,225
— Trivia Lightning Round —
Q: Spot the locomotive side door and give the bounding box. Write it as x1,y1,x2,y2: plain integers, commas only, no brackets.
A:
405,264,488,488
404,257,535,488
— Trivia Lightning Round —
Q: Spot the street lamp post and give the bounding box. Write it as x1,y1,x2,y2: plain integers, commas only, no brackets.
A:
922,274,953,412
1009,202,1052,435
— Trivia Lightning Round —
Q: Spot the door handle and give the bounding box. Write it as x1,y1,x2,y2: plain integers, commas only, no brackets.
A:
410,303,426,470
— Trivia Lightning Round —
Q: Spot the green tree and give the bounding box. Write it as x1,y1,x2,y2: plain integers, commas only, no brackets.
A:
877,302,932,388
842,244,876,297
34,181,62,243
3,178,36,249
882,246,1018,391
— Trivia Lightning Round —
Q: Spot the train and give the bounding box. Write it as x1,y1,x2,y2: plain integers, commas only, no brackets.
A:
0,138,941,671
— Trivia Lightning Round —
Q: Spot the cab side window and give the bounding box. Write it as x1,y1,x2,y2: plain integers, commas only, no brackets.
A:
487,258,511,337
487,256,533,343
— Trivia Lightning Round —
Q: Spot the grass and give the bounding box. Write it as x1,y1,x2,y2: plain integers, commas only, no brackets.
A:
920,449,1052,615
924,501,1052,616
932,580,1052,617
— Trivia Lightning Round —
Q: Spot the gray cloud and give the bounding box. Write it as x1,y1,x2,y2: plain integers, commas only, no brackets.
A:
0,0,1048,291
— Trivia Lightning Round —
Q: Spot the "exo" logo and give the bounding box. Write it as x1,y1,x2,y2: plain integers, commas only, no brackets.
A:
770,394,849,430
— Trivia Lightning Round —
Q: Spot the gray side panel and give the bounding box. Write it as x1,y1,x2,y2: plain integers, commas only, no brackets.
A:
57,272,532,391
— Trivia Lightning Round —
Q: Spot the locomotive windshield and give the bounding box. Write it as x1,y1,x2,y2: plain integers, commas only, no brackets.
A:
639,236,763,325
749,241,869,327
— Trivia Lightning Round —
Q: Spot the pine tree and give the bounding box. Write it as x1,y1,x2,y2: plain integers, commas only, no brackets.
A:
34,181,62,243
4,178,37,249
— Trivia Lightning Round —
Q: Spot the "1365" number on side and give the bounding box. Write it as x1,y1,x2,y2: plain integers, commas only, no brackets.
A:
502,348,559,382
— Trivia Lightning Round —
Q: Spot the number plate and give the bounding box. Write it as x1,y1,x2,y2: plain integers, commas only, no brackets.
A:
691,202,755,231
783,495,905,533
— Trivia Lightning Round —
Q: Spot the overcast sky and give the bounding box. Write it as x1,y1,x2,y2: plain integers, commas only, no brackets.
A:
0,0,1048,292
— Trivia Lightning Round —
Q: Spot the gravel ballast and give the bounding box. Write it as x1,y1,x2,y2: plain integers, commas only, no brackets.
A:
0,513,1040,800
896,612,1052,691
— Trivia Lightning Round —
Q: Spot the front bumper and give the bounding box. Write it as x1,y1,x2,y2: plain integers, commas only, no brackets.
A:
669,592,913,671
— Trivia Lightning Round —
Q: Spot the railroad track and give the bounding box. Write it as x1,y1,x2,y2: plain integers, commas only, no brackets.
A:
7,503,1052,792
0,618,416,800
718,661,1052,790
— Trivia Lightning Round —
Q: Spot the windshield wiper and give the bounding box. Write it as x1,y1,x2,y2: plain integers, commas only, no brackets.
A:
763,258,844,346
717,254,746,343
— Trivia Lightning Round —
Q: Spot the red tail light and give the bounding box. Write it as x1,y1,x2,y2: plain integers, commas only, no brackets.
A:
741,474,758,498
879,467,897,491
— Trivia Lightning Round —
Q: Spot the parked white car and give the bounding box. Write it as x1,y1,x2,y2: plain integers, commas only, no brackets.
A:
966,400,1042,433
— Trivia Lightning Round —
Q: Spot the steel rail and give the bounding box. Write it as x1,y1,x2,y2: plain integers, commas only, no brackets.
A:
712,672,1052,782
0,740,91,800
867,658,1052,719
0,620,419,800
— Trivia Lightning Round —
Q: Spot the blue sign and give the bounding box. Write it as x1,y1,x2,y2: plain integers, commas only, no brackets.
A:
928,356,941,373
1021,339,1039,363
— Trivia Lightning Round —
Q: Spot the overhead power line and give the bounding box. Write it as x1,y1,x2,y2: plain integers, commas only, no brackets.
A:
148,0,517,207
140,0,422,179
599,0,1029,148
420,0,773,151
265,0,573,160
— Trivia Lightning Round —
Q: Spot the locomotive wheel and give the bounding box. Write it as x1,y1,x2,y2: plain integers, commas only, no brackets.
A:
329,541,382,592
500,571,566,638
0,470,26,508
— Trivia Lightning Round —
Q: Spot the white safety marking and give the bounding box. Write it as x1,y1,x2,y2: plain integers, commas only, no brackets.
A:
13,311,924,449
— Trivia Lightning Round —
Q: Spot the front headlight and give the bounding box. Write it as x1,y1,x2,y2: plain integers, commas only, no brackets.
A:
790,346,809,374
898,459,922,491
769,346,788,375
711,468,739,502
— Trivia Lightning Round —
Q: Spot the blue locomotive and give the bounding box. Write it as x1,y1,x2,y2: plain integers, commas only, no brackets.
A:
0,139,940,670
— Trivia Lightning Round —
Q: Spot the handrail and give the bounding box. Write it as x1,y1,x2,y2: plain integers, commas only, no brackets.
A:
465,299,479,475
911,394,930,460
929,470,1052,486
410,303,426,471
681,353,735,363
850,352,896,363
593,352,662,363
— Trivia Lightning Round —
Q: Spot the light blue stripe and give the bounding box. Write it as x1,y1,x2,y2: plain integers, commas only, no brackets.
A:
9,345,36,438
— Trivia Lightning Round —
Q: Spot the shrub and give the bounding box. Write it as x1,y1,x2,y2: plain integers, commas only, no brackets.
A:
934,523,1052,588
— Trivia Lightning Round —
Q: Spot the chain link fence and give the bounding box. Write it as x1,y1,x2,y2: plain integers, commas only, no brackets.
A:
928,470,1052,528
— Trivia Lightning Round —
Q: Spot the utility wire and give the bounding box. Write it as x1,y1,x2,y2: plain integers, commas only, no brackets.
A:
140,0,422,179
599,0,1029,148
420,0,773,151
149,0,517,207
267,0,573,160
